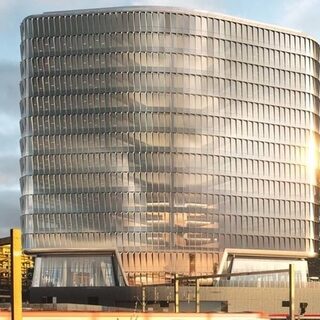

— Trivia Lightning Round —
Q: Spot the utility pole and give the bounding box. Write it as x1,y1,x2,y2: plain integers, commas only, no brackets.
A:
10,228,22,320
174,274,179,313
289,264,295,320
141,286,146,312
195,278,200,313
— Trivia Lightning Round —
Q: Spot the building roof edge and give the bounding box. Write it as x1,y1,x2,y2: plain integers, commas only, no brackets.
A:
21,6,319,44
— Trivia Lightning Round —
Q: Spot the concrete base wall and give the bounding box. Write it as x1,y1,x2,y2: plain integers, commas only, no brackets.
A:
30,286,320,314
200,287,319,314
30,287,141,309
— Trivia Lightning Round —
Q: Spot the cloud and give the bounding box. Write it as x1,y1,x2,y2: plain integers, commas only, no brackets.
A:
282,0,318,22
131,0,225,11
0,190,20,237
0,63,20,158
0,154,20,190
0,63,20,114
0,62,21,235
280,0,320,39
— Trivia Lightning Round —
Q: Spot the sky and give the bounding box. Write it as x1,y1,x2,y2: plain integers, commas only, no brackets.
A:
0,0,320,237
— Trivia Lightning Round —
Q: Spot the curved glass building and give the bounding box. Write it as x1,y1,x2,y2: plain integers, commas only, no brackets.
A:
20,7,320,286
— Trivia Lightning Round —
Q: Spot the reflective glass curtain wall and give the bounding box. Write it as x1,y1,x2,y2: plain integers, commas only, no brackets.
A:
20,7,320,285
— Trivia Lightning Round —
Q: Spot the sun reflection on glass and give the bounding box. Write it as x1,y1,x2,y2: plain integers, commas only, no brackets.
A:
307,132,317,185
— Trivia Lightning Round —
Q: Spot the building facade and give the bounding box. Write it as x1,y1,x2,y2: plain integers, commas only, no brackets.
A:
20,7,320,286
